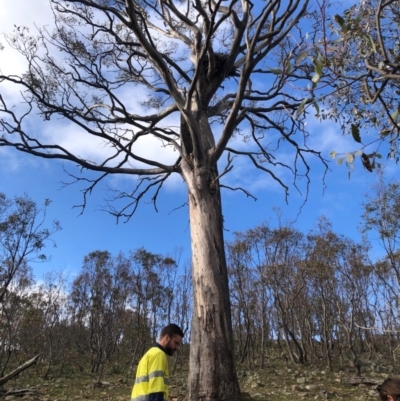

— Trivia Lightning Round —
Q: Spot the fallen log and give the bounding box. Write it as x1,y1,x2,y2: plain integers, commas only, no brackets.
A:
0,354,41,386
6,388,36,396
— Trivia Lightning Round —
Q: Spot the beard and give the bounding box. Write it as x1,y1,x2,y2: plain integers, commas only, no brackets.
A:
164,340,175,356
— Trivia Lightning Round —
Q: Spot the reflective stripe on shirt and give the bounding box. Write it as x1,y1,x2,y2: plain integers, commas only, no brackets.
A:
131,396,149,401
135,370,169,384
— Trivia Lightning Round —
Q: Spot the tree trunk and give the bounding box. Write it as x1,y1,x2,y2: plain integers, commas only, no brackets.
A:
0,349,12,378
260,302,266,369
43,333,53,380
181,158,241,401
127,337,141,372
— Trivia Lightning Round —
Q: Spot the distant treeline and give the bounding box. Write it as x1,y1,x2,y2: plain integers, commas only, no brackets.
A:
0,247,192,382
227,216,399,376
2,179,400,379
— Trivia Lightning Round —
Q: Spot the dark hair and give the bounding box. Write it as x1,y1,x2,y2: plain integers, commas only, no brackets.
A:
160,323,184,339
377,378,400,401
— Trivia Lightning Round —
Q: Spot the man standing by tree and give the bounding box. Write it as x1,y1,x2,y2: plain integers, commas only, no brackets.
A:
0,1,326,399
131,324,184,401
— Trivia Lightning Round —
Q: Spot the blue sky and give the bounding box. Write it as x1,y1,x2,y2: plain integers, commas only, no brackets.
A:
0,0,394,282
0,122,387,281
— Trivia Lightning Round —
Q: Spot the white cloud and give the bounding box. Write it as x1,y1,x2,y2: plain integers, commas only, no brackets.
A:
0,0,53,31
306,115,355,155
39,116,179,166
0,0,54,75
1,0,183,173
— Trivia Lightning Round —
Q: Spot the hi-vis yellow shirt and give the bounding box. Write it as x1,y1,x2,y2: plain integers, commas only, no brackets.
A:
131,346,169,401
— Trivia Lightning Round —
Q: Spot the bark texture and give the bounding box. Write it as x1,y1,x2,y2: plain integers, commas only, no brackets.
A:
181,149,241,400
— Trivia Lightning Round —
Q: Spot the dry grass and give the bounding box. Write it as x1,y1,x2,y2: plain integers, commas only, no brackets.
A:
1,357,390,400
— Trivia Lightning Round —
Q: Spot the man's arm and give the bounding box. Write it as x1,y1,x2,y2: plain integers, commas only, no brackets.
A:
147,352,168,401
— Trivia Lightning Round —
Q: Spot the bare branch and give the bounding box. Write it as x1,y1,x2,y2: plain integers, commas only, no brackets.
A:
220,184,257,201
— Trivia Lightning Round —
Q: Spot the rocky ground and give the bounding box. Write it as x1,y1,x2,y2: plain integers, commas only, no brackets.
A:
0,363,391,400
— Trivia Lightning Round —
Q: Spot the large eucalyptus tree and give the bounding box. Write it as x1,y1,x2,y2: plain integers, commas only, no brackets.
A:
0,1,326,399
